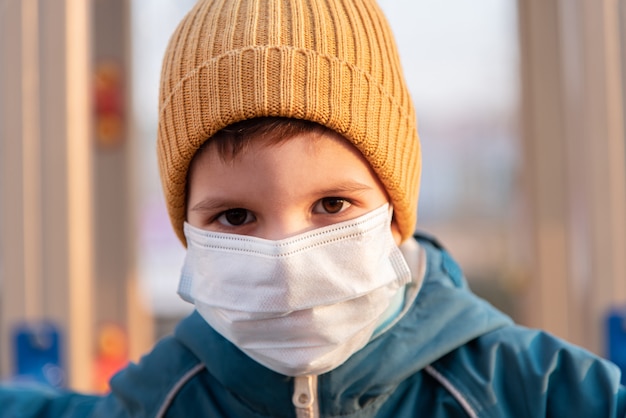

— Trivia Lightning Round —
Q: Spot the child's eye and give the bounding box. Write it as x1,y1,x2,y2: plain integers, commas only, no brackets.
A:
217,208,255,226
315,198,351,214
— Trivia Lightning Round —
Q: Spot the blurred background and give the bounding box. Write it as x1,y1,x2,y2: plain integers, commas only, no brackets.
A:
1,0,625,391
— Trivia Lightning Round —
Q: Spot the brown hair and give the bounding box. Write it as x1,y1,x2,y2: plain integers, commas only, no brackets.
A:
195,117,334,162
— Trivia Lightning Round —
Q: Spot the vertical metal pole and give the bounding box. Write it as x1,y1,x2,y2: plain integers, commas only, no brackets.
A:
66,0,95,391
0,0,27,379
517,0,571,340
518,0,626,354
20,0,43,322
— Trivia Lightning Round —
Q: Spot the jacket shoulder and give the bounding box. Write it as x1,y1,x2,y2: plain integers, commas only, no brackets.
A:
431,325,626,417
92,335,205,417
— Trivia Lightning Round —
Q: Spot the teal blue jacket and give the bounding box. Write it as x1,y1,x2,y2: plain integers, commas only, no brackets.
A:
2,236,625,417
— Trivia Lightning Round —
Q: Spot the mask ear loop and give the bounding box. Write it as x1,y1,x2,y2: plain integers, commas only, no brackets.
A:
386,204,405,246
386,204,398,232
387,204,394,220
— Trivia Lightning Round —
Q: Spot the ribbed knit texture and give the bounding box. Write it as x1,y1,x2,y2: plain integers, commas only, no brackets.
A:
157,0,421,244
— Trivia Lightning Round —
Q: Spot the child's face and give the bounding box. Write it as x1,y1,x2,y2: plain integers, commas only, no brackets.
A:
186,130,401,244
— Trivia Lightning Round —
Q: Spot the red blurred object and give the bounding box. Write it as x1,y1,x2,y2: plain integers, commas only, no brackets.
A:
93,323,128,393
94,61,125,149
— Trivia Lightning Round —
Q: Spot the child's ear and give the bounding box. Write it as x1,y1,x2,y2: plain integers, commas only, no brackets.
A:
391,218,402,246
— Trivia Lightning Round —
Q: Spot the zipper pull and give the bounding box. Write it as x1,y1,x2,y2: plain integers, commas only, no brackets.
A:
293,375,314,408
293,375,319,417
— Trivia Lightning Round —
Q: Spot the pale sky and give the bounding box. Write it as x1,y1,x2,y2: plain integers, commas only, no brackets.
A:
378,0,519,117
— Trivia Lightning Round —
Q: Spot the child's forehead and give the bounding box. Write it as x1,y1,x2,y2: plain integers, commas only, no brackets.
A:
185,129,389,212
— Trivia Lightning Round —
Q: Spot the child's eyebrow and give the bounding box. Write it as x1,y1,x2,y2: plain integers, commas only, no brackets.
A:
316,182,374,195
190,198,242,212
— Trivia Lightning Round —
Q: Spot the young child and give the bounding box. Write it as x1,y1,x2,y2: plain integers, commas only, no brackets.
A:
2,0,625,416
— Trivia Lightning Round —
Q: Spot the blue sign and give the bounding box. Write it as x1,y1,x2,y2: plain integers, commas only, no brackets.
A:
12,322,65,388
606,308,626,385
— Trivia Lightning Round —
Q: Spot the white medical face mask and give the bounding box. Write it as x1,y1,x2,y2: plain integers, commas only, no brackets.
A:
178,204,411,376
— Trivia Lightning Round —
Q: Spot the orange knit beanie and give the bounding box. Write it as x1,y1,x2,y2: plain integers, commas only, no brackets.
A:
157,0,421,244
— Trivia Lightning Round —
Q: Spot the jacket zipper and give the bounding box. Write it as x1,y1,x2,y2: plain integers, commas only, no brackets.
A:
293,375,319,418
